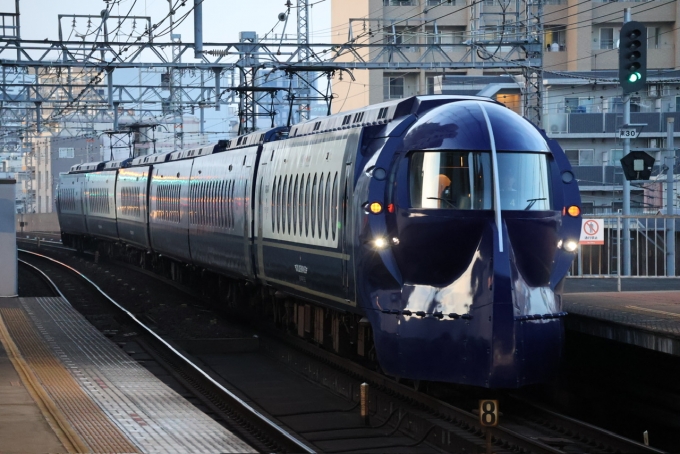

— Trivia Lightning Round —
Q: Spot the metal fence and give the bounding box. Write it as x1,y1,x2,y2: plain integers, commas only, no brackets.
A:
569,215,680,284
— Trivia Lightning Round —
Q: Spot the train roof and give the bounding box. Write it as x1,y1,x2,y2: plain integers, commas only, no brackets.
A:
125,128,288,168
69,161,108,173
222,126,288,151
287,95,496,138
103,158,133,170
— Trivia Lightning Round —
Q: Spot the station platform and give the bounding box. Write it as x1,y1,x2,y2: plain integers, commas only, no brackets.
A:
0,296,255,453
563,280,680,356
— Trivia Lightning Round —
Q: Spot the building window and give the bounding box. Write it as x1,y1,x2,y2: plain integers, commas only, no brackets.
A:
610,149,623,166
383,77,405,100
599,28,614,50
383,0,417,5
581,202,594,214
564,149,594,166
426,76,436,95
545,26,566,51
565,150,579,166
654,27,661,48
480,25,498,41
427,0,454,5
579,149,595,166
676,96,680,112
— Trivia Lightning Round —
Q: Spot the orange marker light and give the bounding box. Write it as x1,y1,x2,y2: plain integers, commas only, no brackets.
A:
369,202,383,214
567,205,581,217
387,203,395,213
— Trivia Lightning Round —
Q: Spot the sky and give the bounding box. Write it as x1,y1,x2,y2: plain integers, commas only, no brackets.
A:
0,0,331,44
0,0,334,138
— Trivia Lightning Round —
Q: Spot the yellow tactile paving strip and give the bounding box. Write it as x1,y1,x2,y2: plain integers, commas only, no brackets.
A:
0,308,140,454
0,312,82,453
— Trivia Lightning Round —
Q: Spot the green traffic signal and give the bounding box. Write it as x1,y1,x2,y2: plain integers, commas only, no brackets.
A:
618,21,647,94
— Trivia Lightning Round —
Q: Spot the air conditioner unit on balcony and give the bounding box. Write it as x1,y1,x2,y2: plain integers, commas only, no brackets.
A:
649,138,658,149
648,85,659,98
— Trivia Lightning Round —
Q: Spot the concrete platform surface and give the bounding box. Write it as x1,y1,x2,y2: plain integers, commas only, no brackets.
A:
0,296,256,453
563,290,680,355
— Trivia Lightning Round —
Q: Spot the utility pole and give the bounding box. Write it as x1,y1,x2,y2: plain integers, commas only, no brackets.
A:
296,0,310,122
667,117,675,275
168,0,182,150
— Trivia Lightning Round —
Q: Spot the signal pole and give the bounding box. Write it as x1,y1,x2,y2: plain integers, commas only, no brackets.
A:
622,8,631,276
618,11,648,276
667,117,675,275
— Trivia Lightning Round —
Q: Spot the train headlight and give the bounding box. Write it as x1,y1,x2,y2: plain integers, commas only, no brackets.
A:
373,237,388,249
564,240,578,252
565,205,581,217
369,202,383,214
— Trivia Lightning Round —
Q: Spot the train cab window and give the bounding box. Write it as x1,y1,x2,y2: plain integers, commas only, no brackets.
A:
409,151,551,211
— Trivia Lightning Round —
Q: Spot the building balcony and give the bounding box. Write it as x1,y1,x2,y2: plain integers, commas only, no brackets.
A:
544,112,680,136
573,165,625,188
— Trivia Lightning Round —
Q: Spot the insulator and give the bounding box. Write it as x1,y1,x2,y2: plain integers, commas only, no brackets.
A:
206,49,229,57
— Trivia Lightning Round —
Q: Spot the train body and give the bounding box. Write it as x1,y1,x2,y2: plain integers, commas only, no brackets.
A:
57,95,582,388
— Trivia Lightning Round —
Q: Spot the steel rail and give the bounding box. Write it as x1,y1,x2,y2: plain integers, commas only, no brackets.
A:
17,248,316,454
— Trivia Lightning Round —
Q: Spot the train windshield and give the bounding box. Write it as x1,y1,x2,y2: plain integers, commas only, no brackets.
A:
409,151,551,211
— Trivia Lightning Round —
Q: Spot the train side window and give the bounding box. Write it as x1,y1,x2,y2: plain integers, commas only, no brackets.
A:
224,179,230,228
317,173,325,239
287,175,294,235
228,179,232,228
202,182,206,225
211,180,216,226
231,179,236,229
277,176,283,234
331,172,339,241
223,180,228,229
282,176,289,235
213,180,218,227
272,176,277,232
216,180,222,227
298,174,304,235
292,174,299,236
304,173,311,237
206,181,211,226
227,180,232,229
324,172,331,240
187,184,192,223
311,174,318,238
207,181,212,226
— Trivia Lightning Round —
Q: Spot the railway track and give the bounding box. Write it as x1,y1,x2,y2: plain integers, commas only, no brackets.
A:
17,249,313,454
17,243,667,453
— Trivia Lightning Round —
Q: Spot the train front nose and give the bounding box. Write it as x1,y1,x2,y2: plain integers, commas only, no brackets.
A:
366,214,566,388
486,213,566,387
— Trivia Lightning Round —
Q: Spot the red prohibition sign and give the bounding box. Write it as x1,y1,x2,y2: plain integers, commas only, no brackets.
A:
583,220,599,235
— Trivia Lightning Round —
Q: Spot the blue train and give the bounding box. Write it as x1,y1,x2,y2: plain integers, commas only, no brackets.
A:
57,95,582,388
